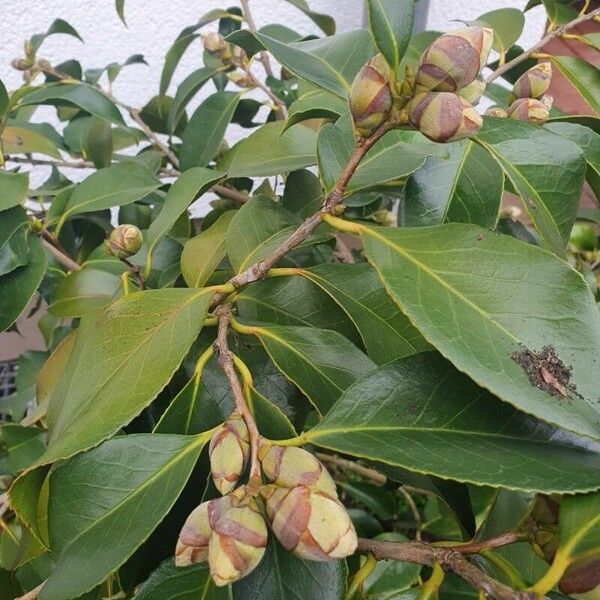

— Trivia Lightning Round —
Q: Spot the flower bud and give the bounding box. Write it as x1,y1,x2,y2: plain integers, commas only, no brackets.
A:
560,556,600,595
175,501,212,566
209,413,250,495
203,32,232,61
349,54,393,137
507,97,550,125
408,92,482,143
11,58,31,71
227,71,254,88
485,106,508,118
208,492,267,586
258,445,337,497
106,224,143,258
371,209,396,227
416,26,493,92
512,62,552,100
261,485,357,561
458,79,485,105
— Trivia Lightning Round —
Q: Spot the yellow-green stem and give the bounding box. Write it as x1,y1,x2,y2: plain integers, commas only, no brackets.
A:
346,554,377,600
419,563,445,600
321,213,366,235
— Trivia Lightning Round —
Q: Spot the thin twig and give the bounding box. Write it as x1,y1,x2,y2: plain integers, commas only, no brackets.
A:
39,233,81,271
214,305,262,480
240,0,274,78
485,6,600,83
398,486,423,541
316,453,387,485
356,538,535,600
15,581,46,600
438,532,526,555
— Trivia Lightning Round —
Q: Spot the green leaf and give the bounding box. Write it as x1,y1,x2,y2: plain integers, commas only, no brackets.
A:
359,222,600,440
556,491,600,562
236,322,375,414
2,125,61,158
168,66,219,133
282,169,323,218
19,83,124,125
179,92,242,171
475,8,525,54
0,234,46,332
227,122,318,177
281,0,336,35
318,116,428,195
366,0,415,72
48,269,122,317
0,206,29,277
40,433,210,600
228,29,374,99
545,122,600,202
300,263,429,363
304,353,600,493
233,535,346,599
181,210,234,287
133,559,227,600
83,117,113,169
225,196,327,273
403,139,504,228
38,289,211,465
160,32,200,96
50,162,160,229
0,425,46,474
286,84,348,130
550,57,600,115
30,18,83,52
145,167,224,272
0,171,28,211
476,117,586,255
116,0,126,25
0,78,8,118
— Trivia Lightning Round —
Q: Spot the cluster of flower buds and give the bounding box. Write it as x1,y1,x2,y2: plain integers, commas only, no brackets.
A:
258,445,358,561
105,224,143,259
175,487,268,586
202,32,232,62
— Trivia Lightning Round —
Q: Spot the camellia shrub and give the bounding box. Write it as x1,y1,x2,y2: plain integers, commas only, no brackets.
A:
2,0,600,598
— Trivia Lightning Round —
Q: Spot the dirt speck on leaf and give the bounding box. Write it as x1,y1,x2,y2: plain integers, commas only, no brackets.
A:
511,345,576,398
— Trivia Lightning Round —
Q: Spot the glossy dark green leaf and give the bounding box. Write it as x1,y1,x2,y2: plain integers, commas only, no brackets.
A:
403,140,503,228
551,57,600,115
301,263,429,363
180,92,242,171
41,433,210,600
282,169,323,218
38,289,211,465
0,78,8,117
19,83,124,125
555,491,600,561
0,425,46,474
133,559,227,600
338,481,397,520
237,321,375,415
360,222,600,440
281,0,335,35
181,210,234,287
0,234,46,332
476,117,586,255
48,269,121,317
305,353,600,492
286,84,347,130
227,122,318,177
475,8,525,54
0,206,29,277
0,171,28,211
145,168,224,272
30,18,83,52
83,117,113,169
160,32,200,96
366,0,415,71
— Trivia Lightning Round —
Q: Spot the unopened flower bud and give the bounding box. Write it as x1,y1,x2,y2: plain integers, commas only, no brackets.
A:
349,54,393,137
458,79,485,105
209,413,250,495
371,209,396,227
106,224,143,258
203,32,232,61
261,485,357,561
208,491,267,586
560,555,600,595
507,97,550,125
258,445,337,497
227,71,254,88
11,58,31,71
512,62,552,100
175,501,212,566
485,106,508,118
409,92,482,143
232,45,248,67
36,58,52,71
416,26,493,92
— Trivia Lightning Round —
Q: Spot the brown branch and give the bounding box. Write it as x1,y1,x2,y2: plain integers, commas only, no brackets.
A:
316,453,387,486
38,231,81,271
240,0,274,78
214,305,262,480
485,6,600,83
15,581,46,600
356,538,535,600
441,532,526,555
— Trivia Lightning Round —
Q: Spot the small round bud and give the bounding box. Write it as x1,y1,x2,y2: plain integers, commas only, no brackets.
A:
106,224,143,259
203,32,232,61
371,210,396,227
409,92,482,143
261,485,357,561
485,106,508,118
349,54,393,137
458,79,486,105
175,501,212,566
416,26,493,92
209,413,250,495
11,58,31,71
258,445,337,497
560,556,600,595
36,58,52,71
512,62,552,100
207,492,267,586
507,97,550,125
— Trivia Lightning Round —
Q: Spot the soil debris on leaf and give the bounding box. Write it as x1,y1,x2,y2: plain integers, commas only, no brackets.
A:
511,345,577,398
